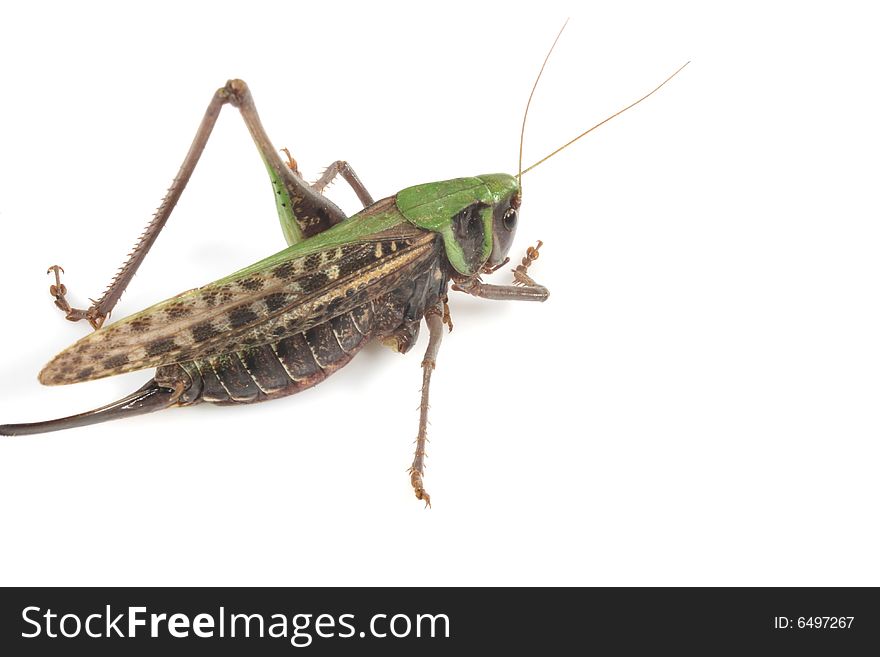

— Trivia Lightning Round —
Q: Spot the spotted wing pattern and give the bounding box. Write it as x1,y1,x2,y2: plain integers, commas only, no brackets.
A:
40,228,439,385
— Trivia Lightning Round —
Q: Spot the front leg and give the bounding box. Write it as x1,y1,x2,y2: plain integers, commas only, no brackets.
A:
453,241,549,302
454,278,549,301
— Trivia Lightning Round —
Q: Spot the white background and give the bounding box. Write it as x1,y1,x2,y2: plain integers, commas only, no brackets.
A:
1,1,878,586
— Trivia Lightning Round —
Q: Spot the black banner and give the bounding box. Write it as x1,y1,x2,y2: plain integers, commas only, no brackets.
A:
1,587,877,654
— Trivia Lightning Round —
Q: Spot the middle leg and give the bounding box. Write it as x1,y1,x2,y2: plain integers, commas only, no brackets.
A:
409,303,445,507
311,160,375,208
281,150,375,209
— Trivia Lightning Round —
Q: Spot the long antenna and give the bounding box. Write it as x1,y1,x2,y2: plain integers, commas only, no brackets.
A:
518,19,569,186
521,61,690,176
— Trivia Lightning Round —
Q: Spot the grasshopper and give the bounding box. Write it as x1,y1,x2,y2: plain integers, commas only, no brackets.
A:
0,28,687,505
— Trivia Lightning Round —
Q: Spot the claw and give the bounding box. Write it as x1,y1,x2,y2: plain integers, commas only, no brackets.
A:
45,265,106,330
280,147,299,174
418,491,432,509
409,467,432,509
47,265,70,311
47,265,66,296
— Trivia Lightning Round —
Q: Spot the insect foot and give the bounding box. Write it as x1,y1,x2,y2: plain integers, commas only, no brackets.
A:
409,466,432,509
280,147,300,174
513,240,543,286
46,265,105,329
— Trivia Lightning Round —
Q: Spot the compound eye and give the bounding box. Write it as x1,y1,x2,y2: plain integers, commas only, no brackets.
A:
502,207,518,231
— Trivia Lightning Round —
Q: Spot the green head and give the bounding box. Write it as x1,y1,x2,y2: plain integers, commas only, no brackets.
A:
395,173,521,276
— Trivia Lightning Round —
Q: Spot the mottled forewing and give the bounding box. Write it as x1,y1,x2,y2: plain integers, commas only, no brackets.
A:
41,227,439,385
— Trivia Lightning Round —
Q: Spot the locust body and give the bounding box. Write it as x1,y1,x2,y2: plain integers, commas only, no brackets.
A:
30,173,524,409
0,78,542,505
1,38,686,504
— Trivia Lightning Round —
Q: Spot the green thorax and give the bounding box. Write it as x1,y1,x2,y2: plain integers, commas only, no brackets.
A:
395,174,519,275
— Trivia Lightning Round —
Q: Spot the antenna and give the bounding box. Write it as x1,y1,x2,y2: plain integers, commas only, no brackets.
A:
520,61,690,176
518,19,569,186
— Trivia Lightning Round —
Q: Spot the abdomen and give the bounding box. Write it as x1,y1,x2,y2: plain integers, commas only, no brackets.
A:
156,263,448,405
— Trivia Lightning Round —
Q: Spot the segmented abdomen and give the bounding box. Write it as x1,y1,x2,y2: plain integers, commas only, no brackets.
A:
155,303,371,404
155,265,445,405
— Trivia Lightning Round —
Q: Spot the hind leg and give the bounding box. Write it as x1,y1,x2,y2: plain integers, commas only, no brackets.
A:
48,79,348,329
